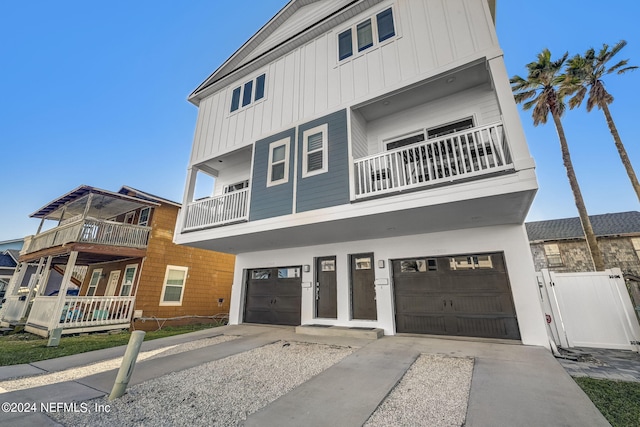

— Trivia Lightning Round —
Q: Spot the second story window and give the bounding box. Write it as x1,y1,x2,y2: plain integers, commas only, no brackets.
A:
267,138,290,187
302,124,328,177
138,207,150,227
338,7,396,61
230,73,267,113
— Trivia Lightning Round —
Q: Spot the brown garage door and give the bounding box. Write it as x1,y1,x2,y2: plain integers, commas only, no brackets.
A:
393,253,520,340
244,267,302,326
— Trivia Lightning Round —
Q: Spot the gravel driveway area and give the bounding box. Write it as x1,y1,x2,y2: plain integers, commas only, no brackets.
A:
51,341,354,427
365,354,473,427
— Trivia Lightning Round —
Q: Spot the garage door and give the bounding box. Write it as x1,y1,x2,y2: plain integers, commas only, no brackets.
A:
244,267,302,326
393,253,520,340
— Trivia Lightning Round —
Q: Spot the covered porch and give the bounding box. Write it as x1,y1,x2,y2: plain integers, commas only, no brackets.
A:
0,185,151,336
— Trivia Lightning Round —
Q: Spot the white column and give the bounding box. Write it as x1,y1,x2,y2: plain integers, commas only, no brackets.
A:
49,251,78,331
486,55,536,171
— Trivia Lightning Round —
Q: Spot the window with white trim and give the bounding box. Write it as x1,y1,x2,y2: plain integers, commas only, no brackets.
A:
160,266,188,306
138,207,151,226
230,73,267,113
302,124,328,178
120,264,138,296
267,138,290,186
338,7,396,61
86,269,102,296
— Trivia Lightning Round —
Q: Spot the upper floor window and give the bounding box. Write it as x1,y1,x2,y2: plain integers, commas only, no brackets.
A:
138,207,151,227
302,124,328,178
338,8,396,61
267,138,290,187
230,73,267,113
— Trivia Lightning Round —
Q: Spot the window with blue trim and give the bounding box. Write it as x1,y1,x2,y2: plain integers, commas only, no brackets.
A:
230,73,267,113
338,8,396,61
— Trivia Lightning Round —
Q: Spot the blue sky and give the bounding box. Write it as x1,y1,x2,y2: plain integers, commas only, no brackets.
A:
1,0,639,240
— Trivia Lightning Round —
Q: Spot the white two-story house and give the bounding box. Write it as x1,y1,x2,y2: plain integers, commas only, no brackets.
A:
175,0,548,346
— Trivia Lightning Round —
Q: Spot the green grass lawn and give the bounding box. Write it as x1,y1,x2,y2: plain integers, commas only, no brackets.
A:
574,377,640,427
0,324,221,366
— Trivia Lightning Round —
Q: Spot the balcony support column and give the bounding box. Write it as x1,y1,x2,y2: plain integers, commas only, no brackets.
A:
486,55,535,171
49,251,78,331
181,167,198,230
38,256,53,297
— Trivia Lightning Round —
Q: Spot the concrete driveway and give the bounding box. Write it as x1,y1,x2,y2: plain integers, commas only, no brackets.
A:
0,324,609,426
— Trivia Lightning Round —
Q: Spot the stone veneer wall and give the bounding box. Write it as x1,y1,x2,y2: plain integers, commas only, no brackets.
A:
530,236,640,276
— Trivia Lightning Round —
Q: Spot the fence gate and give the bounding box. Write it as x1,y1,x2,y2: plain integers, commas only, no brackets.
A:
538,268,640,352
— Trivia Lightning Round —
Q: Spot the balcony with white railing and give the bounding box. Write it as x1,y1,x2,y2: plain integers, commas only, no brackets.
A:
26,295,136,334
353,122,513,199
183,188,249,231
22,217,151,256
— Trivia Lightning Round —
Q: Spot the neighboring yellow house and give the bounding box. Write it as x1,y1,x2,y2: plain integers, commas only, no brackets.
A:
0,185,234,337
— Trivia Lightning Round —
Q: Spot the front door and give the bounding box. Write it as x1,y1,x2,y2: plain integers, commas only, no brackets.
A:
350,253,377,320
316,256,337,318
105,270,121,296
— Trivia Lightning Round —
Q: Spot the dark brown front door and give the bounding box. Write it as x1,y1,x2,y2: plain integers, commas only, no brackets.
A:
316,256,337,318
244,267,302,326
393,252,520,340
351,253,377,320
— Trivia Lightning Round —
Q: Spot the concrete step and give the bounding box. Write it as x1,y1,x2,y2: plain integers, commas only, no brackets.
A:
295,324,384,339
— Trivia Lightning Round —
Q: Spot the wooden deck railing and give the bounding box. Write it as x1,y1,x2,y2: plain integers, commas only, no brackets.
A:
23,218,151,255
183,188,249,231
353,122,513,199
27,295,136,331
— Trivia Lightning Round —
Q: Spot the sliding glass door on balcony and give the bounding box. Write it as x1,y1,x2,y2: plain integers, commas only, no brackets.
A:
354,122,513,198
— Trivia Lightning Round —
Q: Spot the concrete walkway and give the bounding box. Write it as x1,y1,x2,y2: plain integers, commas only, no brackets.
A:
0,325,610,426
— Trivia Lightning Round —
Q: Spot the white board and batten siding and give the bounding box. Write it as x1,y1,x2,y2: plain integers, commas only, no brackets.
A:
362,83,500,156
190,0,499,166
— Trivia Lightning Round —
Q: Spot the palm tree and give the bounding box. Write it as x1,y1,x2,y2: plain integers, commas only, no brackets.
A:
566,40,639,202
511,49,606,271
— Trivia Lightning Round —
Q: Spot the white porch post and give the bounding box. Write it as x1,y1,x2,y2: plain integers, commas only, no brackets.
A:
486,54,536,171
49,251,78,331
37,256,54,297
181,167,198,231
18,257,46,322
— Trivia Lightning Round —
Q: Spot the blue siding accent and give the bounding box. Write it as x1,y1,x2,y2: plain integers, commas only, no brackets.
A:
296,110,350,213
249,128,296,221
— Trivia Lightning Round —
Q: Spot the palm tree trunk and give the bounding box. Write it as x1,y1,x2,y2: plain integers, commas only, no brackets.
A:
601,103,640,203
551,112,606,271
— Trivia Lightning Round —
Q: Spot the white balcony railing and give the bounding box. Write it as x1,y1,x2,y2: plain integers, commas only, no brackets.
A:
354,122,513,199
183,188,249,231
24,218,151,255
27,295,136,331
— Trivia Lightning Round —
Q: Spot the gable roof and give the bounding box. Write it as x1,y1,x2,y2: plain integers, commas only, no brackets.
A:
188,0,497,105
526,211,640,242
188,0,382,105
0,251,17,268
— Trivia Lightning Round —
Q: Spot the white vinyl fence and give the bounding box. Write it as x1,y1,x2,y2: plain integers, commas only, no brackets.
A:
538,268,640,352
